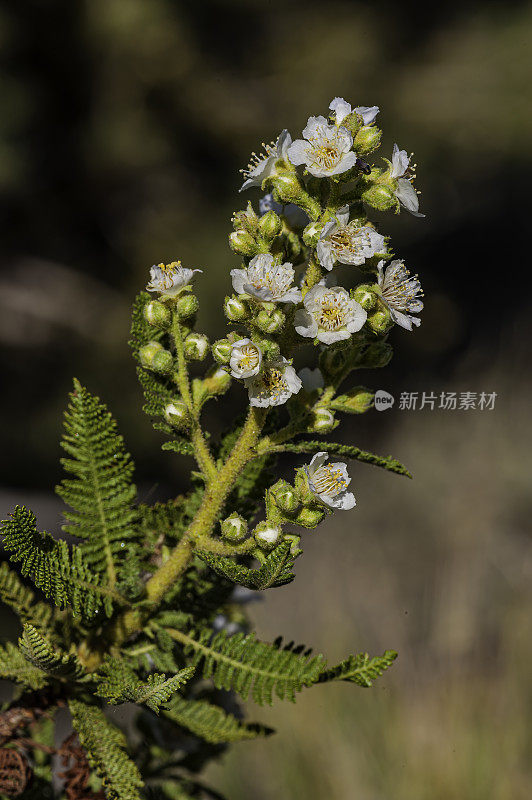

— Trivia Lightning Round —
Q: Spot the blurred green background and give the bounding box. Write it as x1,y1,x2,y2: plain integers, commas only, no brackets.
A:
1,1,531,798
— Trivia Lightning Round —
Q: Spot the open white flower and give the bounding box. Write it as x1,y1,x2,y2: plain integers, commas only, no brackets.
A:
329,97,380,127
147,261,202,297
240,129,292,192
287,117,357,178
317,205,386,270
229,338,262,378
231,254,301,303
377,259,424,331
244,357,302,407
389,144,425,217
294,285,367,344
305,452,355,510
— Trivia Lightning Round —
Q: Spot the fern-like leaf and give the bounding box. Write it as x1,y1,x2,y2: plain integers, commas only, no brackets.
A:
164,696,273,744
172,629,325,705
19,624,85,680
0,642,48,689
0,506,125,619
0,561,53,631
319,650,398,686
272,440,412,478
95,657,194,713
69,699,144,800
56,379,139,589
198,541,295,590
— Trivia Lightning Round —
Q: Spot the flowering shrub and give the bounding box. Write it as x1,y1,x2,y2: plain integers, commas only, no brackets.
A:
0,96,423,800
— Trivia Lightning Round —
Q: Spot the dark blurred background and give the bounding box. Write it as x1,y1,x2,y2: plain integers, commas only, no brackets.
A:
1,1,531,798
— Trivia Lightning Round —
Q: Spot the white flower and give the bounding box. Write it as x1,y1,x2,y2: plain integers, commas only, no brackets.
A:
229,338,262,378
244,357,302,407
231,254,301,303
388,144,425,218
305,452,355,510
294,285,367,344
377,259,424,331
329,97,380,126
298,367,324,392
240,129,292,192
287,116,357,178
316,205,386,270
146,261,202,297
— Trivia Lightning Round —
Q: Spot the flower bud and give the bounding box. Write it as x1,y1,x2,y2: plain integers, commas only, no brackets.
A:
319,346,350,376
339,112,363,136
212,338,233,364
224,295,249,322
359,341,393,368
229,229,258,257
175,293,199,319
257,210,281,239
184,332,209,360
164,400,190,428
354,125,382,154
253,522,282,551
302,219,323,247
270,480,300,514
267,173,321,220
202,365,232,396
144,300,171,329
294,506,326,529
308,406,337,433
361,183,396,212
220,513,248,542
139,341,173,374
331,387,374,414
254,306,285,334
367,308,392,335
352,284,378,311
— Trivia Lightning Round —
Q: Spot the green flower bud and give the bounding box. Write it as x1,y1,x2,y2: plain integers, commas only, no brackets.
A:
257,210,281,239
354,125,382,154
270,479,300,514
339,112,363,136
367,307,392,334
361,183,396,212
267,173,321,220
331,387,374,414
184,332,209,360
229,229,258,257
254,306,285,334
359,341,393,369
175,293,199,319
302,219,323,247
202,365,232,396
294,505,326,529
144,300,171,329
212,338,233,364
308,406,337,434
253,522,282,551
224,295,249,321
139,342,173,374
164,400,190,428
352,284,378,311
220,513,248,542
257,337,281,360
319,345,350,376
232,202,258,232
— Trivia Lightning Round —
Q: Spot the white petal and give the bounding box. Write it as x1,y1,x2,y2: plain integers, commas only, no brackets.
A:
334,126,354,152
298,367,324,392
244,283,274,301
391,144,410,178
231,269,247,295
287,139,311,166
395,179,425,217
316,240,336,271
302,115,329,140
277,128,292,157
376,259,386,287
308,452,329,474
345,303,367,333
294,309,318,338
354,105,379,125
328,150,358,176
278,288,303,304
317,329,351,344
329,97,352,125
335,205,350,226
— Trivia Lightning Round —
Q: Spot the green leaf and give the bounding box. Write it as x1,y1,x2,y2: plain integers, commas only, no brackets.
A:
19,624,85,681
0,561,53,631
0,506,125,619
319,650,398,687
56,379,139,589
172,628,325,705
0,641,48,690
95,657,194,713
163,696,273,744
272,440,412,478
161,439,195,456
69,699,144,800
198,541,295,590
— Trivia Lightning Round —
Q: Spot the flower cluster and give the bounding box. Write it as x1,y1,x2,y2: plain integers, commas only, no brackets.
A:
141,95,424,559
